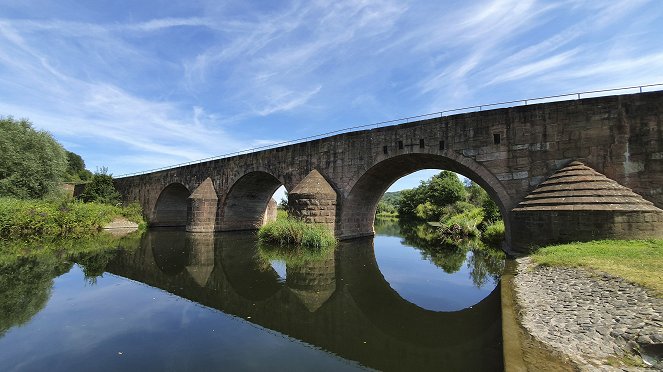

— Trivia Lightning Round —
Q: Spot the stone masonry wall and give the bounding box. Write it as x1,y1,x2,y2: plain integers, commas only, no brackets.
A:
511,210,663,250
114,91,663,243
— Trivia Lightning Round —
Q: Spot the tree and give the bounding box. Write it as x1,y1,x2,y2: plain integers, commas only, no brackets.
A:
0,117,68,199
65,151,92,181
79,167,121,204
397,171,465,219
425,171,467,206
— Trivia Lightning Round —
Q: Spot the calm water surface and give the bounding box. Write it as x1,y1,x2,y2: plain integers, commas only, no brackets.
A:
0,220,504,371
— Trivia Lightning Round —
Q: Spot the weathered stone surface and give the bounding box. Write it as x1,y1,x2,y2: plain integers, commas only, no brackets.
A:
512,161,663,251
288,170,337,230
186,177,218,232
263,198,277,224
114,92,663,247
514,257,663,371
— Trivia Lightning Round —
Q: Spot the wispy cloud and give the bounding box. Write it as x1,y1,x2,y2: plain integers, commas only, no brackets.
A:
0,0,662,175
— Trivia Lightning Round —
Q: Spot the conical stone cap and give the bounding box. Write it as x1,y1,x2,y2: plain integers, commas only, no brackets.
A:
189,177,217,200
290,169,336,199
513,161,661,212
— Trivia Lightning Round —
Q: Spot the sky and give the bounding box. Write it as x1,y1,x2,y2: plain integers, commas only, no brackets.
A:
1,0,663,201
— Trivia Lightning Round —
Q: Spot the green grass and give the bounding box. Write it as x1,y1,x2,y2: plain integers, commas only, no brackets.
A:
0,197,144,240
258,217,336,249
531,239,663,297
276,208,288,220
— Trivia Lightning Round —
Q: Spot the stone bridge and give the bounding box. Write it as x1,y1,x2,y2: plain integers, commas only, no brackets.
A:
114,92,663,251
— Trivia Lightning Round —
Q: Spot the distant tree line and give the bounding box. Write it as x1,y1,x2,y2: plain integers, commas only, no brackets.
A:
376,171,503,240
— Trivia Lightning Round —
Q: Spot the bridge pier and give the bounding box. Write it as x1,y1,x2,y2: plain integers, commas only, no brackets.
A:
288,170,337,232
186,178,218,233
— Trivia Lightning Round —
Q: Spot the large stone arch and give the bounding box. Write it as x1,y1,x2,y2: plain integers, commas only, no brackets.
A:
219,171,285,231
338,152,513,243
152,183,191,227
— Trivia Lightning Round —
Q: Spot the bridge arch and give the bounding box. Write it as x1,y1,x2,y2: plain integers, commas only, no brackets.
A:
220,171,285,231
338,152,513,242
152,183,191,227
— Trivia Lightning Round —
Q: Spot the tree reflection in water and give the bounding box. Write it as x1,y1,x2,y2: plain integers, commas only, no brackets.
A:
0,256,71,337
0,232,142,335
379,218,505,288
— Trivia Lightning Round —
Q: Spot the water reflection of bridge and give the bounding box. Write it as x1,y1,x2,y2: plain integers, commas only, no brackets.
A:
106,230,502,371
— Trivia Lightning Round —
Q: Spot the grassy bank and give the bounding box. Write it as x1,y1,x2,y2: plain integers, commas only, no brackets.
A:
531,239,663,297
258,217,336,249
0,197,144,240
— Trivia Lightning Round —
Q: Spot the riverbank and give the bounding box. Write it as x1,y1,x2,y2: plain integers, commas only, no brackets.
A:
0,197,144,240
506,241,663,370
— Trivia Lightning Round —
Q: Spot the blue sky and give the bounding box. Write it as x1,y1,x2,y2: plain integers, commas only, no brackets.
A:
1,0,663,198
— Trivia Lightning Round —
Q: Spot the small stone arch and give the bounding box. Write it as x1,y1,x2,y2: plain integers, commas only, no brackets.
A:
220,171,285,231
152,183,191,227
338,152,513,243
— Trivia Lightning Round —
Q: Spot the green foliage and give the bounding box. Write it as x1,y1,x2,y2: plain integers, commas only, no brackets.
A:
481,197,500,223
396,171,467,219
0,117,68,199
65,151,92,182
276,209,289,220
0,197,144,240
396,219,505,281
0,231,142,335
425,171,467,206
440,206,484,237
376,200,398,216
79,167,121,205
0,255,70,337
414,201,439,220
481,220,505,247
258,217,336,249
376,191,401,217
396,188,425,217
256,242,334,270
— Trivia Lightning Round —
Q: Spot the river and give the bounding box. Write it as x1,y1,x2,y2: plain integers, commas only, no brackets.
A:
0,219,504,371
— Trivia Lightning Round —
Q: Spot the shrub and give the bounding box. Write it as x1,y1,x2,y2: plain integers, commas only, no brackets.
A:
79,167,121,205
481,220,505,247
0,197,144,240
440,206,484,237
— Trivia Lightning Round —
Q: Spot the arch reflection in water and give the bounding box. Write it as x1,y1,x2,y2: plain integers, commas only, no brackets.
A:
374,219,505,312
105,229,502,371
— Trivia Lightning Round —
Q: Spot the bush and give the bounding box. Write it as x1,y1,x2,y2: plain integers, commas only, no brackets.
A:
0,197,144,240
481,220,505,247
440,206,484,237
79,168,121,205
0,117,68,199
258,217,336,249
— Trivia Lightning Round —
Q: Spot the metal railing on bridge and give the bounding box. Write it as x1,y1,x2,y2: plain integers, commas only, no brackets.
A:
116,82,663,178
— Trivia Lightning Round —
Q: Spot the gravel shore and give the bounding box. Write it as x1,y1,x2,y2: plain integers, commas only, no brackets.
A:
513,257,663,371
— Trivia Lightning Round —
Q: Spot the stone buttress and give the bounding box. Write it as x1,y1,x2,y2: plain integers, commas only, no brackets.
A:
511,161,663,252
288,169,337,231
186,178,218,233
